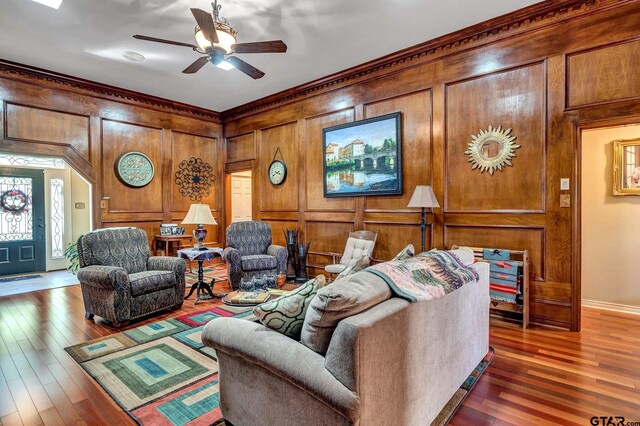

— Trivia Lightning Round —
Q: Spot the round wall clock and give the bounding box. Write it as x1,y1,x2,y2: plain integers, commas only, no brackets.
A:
115,151,155,188
268,159,287,185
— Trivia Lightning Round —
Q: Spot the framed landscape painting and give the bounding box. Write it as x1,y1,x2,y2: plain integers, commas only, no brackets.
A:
322,112,402,198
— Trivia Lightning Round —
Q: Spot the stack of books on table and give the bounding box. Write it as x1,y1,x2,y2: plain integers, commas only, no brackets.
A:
227,291,271,305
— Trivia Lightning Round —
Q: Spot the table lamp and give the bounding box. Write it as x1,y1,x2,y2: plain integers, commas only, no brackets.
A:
182,203,217,250
407,185,440,253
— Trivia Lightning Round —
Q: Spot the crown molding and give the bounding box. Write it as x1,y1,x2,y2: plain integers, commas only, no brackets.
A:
0,59,221,122
222,0,613,121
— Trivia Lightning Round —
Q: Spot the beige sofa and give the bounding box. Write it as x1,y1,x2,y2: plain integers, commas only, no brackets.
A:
202,262,489,426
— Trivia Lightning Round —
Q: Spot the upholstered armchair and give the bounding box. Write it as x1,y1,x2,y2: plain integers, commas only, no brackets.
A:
76,227,186,327
223,221,287,290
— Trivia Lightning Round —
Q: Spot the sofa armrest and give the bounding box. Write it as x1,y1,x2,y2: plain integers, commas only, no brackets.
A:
267,244,288,273
202,317,358,420
223,247,242,289
148,256,186,274
77,265,129,290
223,247,241,264
324,298,409,393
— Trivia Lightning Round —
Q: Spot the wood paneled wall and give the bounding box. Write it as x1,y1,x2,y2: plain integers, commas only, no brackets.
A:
222,0,640,330
0,64,223,246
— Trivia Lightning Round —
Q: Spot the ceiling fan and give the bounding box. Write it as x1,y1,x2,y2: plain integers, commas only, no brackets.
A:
133,0,287,79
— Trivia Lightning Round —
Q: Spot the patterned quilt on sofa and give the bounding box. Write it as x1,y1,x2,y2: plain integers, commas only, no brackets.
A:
365,250,479,302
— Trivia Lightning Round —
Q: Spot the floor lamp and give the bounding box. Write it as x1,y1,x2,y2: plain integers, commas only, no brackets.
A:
407,185,440,253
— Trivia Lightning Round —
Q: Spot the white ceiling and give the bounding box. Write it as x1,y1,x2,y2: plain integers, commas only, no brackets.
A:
0,0,539,112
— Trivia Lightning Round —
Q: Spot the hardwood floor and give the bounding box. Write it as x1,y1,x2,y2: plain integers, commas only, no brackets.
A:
0,285,638,425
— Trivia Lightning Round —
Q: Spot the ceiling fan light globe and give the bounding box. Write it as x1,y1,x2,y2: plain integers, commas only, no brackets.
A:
214,29,236,54
216,60,235,70
195,28,211,50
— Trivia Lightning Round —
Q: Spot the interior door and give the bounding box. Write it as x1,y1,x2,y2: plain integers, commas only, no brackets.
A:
0,168,46,275
231,173,252,223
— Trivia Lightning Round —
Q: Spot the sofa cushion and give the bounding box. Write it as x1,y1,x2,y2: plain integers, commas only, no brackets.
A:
340,237,375,265
241,254,277,271
129,270,176,296
253,275,325,340
301,271,392,354
334,255,370,281
325,264,346,274
391,244,415,261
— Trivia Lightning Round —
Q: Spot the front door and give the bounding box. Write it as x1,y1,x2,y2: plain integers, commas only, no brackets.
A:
0,168,46,275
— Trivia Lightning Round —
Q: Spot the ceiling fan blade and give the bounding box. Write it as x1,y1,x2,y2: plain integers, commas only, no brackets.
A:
133,34,197,49
232,40,287,54
226,56,265,79
182,56,209,74
190,8,219,44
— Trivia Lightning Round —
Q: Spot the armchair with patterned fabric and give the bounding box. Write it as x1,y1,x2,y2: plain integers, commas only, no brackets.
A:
223,221,288,290
76,227,186,327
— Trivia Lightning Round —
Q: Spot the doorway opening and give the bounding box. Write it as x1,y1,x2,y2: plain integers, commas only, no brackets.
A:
0,153,92,276
228,170,252,223
580,123,640,316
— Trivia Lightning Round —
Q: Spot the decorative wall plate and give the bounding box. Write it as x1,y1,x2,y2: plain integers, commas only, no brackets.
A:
464,125,520,175
175,157,215,201
115,151,155,187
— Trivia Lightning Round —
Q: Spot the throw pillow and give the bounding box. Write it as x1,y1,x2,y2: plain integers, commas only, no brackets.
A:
334,255,370,281
449,246,475,266
301,271,392,354
391,244,415,261
253,275,326,340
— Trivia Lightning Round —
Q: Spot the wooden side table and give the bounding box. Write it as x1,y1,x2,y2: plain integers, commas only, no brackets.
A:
153,235,193,256
178,247,224,305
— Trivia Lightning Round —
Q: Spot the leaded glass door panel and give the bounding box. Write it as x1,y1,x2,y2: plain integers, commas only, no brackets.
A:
0,168,45,275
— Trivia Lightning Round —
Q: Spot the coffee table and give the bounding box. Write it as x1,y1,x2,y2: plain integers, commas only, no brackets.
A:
178,247,224,304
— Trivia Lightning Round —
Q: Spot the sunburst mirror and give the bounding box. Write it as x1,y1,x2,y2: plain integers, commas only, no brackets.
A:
464,125,520,175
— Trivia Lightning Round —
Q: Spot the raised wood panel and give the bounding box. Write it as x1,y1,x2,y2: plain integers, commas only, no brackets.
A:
305,220,354,255
170,131,217,213
444,225,545,281
262,220,298,247
259,122,298,212
101,119,163,213
567,39,640,108
304,110,355,211
445,62,546,212
4,102,90,161
363,90,432,212
529,302,572,326
226,133,255,162
530,281,571,304
363,222,424,261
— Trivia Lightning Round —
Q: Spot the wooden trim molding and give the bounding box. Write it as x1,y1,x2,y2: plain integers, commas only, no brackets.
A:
0,59,221,122
221,0,605,121
581,299,640,316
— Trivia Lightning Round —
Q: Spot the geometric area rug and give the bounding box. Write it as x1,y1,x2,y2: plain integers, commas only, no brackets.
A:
66,293,494,426
65,304,255,426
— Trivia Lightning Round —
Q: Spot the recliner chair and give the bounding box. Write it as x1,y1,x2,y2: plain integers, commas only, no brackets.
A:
223,221,287,290
76,227,186,327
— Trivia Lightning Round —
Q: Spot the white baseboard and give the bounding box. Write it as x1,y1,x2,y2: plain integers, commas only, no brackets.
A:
582,299,640,315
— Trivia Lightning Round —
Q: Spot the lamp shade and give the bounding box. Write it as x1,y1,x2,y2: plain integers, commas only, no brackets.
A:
407,185,440,208
181,203,217,225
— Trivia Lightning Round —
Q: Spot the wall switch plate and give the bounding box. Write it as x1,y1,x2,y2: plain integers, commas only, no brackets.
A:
560,194,570,208
74,202,86,209
560,178,570,190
